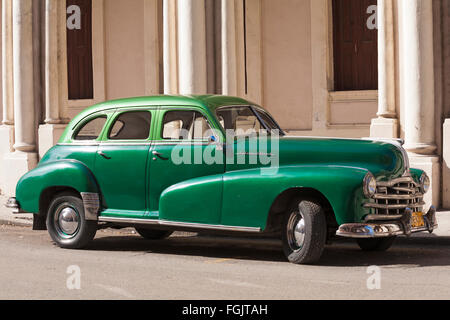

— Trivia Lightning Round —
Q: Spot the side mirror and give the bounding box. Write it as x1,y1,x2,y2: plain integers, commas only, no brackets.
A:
208,135,217,144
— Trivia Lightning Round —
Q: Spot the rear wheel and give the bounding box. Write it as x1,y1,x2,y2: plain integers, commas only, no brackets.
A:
281,199,327,265
46,192,97,249
135,228,173,240
356,237,396,252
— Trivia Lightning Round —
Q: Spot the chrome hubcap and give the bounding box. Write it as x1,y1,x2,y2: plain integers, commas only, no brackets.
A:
287,209,306,251
55,205,80,238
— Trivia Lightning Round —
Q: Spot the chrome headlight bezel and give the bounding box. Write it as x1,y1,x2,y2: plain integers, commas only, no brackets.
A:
419,172,430,194
363,172,377,198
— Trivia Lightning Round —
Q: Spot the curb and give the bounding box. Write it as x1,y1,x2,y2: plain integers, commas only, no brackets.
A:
0,217,33,227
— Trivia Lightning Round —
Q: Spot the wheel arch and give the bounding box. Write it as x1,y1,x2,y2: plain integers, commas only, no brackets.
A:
264,187,338,235
39,186,81,218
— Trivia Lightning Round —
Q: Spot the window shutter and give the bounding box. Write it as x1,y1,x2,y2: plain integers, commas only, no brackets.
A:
332,0,378,91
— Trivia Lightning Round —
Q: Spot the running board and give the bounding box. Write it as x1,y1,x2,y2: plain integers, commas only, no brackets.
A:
98,216,262,233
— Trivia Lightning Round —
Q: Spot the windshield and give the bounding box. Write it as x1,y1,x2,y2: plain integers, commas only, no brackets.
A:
216,106,284,137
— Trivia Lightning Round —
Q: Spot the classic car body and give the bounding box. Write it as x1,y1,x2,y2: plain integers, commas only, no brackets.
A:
7,95,437,264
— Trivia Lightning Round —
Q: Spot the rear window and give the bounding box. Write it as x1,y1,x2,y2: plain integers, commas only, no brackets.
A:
74,116,107,141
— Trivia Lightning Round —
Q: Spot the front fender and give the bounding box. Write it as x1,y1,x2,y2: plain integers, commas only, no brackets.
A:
221,165,370,229
16,160,100,214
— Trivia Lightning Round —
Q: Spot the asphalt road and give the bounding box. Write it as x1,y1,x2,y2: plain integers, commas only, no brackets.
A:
0,224,449,300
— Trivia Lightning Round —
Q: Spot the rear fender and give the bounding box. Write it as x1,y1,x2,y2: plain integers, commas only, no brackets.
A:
16,160,100,219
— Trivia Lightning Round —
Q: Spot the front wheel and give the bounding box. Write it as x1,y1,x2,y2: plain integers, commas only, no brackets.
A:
46,192,97,249
356,237,396,252
281,199,327,265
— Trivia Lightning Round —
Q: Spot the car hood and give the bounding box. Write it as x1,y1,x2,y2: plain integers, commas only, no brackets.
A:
273,136,406,180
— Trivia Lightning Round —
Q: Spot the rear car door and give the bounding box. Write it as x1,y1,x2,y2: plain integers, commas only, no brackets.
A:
94,108,155,218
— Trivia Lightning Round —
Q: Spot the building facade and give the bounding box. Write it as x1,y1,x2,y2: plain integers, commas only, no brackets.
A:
0,0,449,208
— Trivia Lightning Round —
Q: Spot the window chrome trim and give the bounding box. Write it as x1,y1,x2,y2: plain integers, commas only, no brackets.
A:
56,141,214,147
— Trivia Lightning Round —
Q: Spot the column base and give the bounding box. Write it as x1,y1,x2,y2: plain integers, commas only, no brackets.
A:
0,125,15,154
370,117,399,139
38,124,67,159
0,126,15,195
2,151,38,196
408,154,440,211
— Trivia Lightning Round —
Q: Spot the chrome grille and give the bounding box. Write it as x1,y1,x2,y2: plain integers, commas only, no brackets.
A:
365,176,424,215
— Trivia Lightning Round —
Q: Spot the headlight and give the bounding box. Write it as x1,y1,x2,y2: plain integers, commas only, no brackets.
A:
363,172,377,198
420,173,430,194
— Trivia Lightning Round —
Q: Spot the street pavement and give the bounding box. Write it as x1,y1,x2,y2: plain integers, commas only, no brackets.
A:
0,197,449,299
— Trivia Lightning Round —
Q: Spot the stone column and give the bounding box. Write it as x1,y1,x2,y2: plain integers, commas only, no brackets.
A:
402,0,436,155
370,0,398,138
0,0,15,194
0,0,15,153
39,0,66,159
221,0,237,96
163,0,178,94
3,0,38,195
177,0,207,94
2,0,13,126
44,0,59,124
401,0,439,208
12,0,35,152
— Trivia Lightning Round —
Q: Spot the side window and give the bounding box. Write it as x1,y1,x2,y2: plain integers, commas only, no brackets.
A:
74,116,107,141
108,111,152,140
162,110,212,140
216,107,261,135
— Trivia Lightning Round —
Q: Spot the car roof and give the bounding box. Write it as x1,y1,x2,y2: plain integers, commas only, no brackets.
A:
83,95,259,115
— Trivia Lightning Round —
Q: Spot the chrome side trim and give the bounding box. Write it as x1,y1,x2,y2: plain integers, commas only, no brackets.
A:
57,143,100,147
98,216,262,233
80,193,100,221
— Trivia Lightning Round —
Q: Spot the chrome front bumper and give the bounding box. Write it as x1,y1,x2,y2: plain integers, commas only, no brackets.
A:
336,206,437,238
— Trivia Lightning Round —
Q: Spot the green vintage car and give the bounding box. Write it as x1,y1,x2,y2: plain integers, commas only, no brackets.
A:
7,95,437,264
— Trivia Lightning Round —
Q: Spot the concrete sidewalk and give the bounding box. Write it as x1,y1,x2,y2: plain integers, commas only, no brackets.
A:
0,195,34,227
0,194,449,238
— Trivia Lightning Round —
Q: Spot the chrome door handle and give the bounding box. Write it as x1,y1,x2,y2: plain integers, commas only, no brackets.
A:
152,151,169,161
98,151,111,160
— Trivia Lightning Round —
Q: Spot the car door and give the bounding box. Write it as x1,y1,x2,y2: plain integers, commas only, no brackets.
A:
147,107,225,224
217,106,280,228
94,108,155,218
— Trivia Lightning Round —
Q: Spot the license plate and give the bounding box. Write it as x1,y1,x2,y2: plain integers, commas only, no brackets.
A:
411,212,425,228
